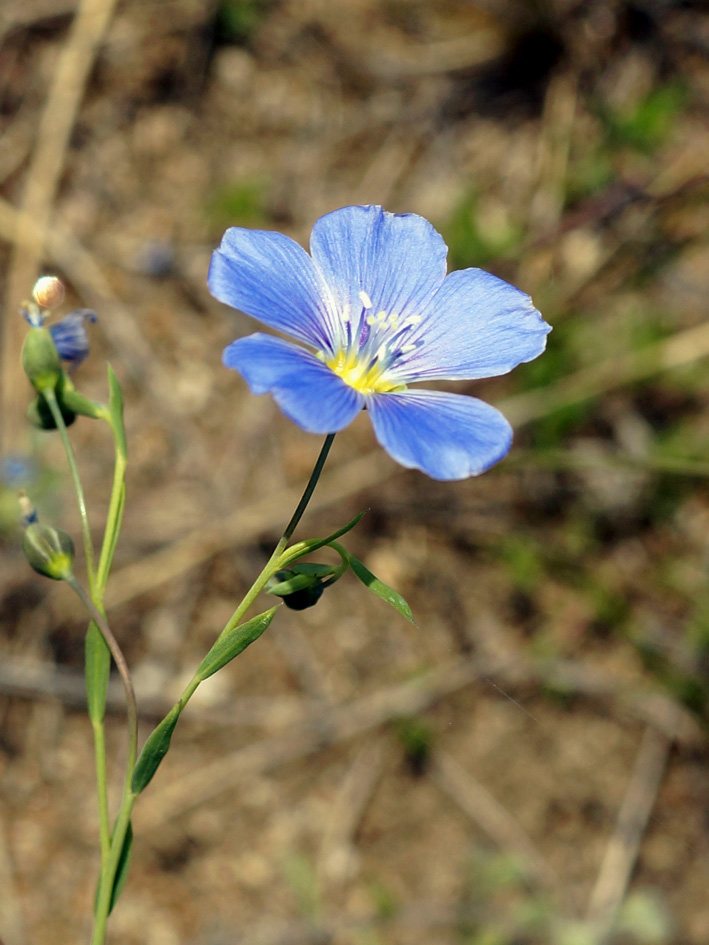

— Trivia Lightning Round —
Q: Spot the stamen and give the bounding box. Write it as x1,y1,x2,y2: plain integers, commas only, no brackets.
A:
342,304,351,323
359,290,372,309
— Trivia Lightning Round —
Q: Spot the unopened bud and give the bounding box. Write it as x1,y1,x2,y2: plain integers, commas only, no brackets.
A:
22,522,74,580
267,563,337,611
21,325,61,393
32,276,65,310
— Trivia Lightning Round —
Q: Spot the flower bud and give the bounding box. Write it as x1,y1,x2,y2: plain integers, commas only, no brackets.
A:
32,276,65,310
21,325,61,393
22,522,74,580
49,309,97,370
27,392,76,430
267,563,337,610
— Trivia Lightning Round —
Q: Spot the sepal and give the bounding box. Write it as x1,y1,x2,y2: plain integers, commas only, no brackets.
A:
22,522,74,580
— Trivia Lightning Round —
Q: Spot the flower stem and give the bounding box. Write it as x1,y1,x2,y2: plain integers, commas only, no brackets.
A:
87,434,336,943
43,387,96,589
90,787,136,945
283,433,335,540
65,574,138,778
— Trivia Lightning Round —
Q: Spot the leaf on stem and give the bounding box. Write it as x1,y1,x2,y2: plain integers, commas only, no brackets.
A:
282,510,368,564
107,364,127,459
85,621,111,723
109,821,133,914
131,705,181,794
344,550,417,624
196,606,278,682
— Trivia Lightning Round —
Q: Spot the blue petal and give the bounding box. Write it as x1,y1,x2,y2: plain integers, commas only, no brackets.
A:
400,268,551,381
49,309,97,368
223,333,364,434
310,206,447,324
209,228,333,349
367,390,512,480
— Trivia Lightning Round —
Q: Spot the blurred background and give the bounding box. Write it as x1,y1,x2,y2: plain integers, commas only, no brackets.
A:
1,0,708,942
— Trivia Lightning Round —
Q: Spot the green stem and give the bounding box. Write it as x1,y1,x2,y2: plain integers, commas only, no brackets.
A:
97,448,126,592
91,718,111,864
89,434,336,943
65,575,138,778
43,388,96,589
132,435,338,746
225,434,337,624
91,788,136,945
283,433,335,540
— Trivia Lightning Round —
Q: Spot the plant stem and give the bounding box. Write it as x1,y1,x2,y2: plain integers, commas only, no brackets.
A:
88,433,336,943
283,433,335,540
90,787,136,945
43,387,96,588
97,451,126,591
65,575,138,778
91,717,111,864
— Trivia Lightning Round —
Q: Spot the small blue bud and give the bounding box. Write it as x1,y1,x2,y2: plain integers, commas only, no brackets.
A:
49,309,97,370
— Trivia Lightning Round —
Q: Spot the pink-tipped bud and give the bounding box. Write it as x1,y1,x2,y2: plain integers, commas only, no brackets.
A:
32,276,65,310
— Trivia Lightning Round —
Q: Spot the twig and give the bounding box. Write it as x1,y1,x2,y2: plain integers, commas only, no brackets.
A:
585,725,672,942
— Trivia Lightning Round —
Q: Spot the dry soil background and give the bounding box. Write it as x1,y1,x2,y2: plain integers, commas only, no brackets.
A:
1,1,709,943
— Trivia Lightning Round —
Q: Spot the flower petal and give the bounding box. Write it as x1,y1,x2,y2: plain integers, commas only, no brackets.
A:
49,309,97,369
367,389,512,480
223,333,364,434
209,228,331,349
400,268,551,382
309,206,448,326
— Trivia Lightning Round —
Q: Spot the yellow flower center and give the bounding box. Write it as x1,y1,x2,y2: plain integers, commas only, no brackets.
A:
321,291,421,394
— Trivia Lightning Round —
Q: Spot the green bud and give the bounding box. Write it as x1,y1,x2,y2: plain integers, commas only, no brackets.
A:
27,391,76,430
267,563,337,610
22,523,74,580
21,326,61,394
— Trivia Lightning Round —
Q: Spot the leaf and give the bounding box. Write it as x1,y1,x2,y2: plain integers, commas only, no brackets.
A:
346,551,416,624
196,606,278,682
100,481,125,587
94,821,133,916
131,705,181,794
282,511,368,565
108,821,133,913
85,620,111,723
107,364,127,460
268,573,320,597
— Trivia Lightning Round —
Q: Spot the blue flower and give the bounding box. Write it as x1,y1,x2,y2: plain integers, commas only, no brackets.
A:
209,205,550,480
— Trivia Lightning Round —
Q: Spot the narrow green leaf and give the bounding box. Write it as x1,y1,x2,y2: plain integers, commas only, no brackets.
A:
85,620,111,722
102,481,125,581
268,573,319,597
291,563,337,577
131,705,181,794
346,551,417,624
94,822,133,916
196,606,278,682
107,364,127,459
109,821,133,913
282,511,368,565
